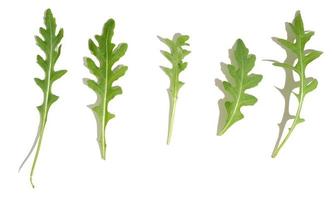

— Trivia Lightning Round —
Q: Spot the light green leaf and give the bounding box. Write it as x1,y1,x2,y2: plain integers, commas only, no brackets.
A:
303,31,314,45
265,59,293,70
274,38,298,54
270,11,322,158
244,74,263,89
160,66,173,78
84,18,128,160
304,50,323,67
158,33,190,144
84,57,100,77
218,39,262,135
304,78,318,94
109,65,128,83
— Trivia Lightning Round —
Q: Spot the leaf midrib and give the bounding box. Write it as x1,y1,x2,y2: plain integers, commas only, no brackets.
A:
274,33,306,153
222,56,245,132
101,30,111,134
42,20,54,127
288,35,305,128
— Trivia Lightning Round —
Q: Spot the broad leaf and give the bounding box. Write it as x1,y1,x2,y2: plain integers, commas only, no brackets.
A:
218,39,262,135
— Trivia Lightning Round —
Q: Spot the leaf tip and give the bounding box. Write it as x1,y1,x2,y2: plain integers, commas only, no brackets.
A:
105,18,115,27
295,10,302,17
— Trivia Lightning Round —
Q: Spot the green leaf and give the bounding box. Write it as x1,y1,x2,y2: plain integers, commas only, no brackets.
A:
51,70,67,82
303,50,323,67
160,50,175,64
107,86,123,101
158,33,190,144
293,11,305,35
109,64,128,83
240,94,258,106
160,66,173,78
218,39,262,135
110,43,128,66
86,79,102,95
20,9,67,188
84,18,128,160
270,11,322,158
303,31,314,45
244,74,263,89
304,78,318,94
265,59,293,70
84,57,100,77
274,37,298,54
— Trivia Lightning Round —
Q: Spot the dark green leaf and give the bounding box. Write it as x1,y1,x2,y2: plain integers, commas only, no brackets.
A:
23,9,66,188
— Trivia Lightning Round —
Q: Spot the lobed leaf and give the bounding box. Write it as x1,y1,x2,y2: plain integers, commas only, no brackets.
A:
270,10,322,158
303,50,323,67
274,38,298,54
304,78,318,94
217,39,262,135
244,74,263,89
21,9,67,188
84,18,128,159
159,33,190,144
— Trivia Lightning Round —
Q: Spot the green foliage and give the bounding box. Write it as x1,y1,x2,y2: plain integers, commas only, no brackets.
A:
84,19,128,159
158,33,190,144
20,9,67,188
218,39,262,135
269,11,322,157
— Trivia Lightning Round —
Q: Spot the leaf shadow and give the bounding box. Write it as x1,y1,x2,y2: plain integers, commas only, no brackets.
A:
216,48,237,135
83,78,104,156
271,23,298,155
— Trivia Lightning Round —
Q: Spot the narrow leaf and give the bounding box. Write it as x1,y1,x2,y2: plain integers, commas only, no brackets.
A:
159,33,190,144
84,18,128,159
21,9,67,188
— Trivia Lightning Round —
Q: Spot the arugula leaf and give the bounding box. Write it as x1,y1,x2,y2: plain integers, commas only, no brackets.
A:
84,19,128,159
158,33,190,144
269,11,322,157
19,9,67,188
217,39,262,135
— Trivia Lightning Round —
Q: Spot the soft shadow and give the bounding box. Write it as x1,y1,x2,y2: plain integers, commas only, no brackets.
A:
271,23,298,155
83,78,105,157
216,47,238,135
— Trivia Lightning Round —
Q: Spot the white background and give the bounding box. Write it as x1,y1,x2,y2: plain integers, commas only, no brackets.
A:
0,0,331,199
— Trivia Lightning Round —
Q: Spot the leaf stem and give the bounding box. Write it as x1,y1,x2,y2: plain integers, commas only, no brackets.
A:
167,96,177,145
29,17,54,187
30,117,46,188
99,126,106,160
98,26,111,160
272,95,304,157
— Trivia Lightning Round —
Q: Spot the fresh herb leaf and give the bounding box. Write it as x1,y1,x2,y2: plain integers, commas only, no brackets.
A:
158,33,190,144
19,9,67,188
84,19,128,159
217,39,262,135
269,11,322,157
